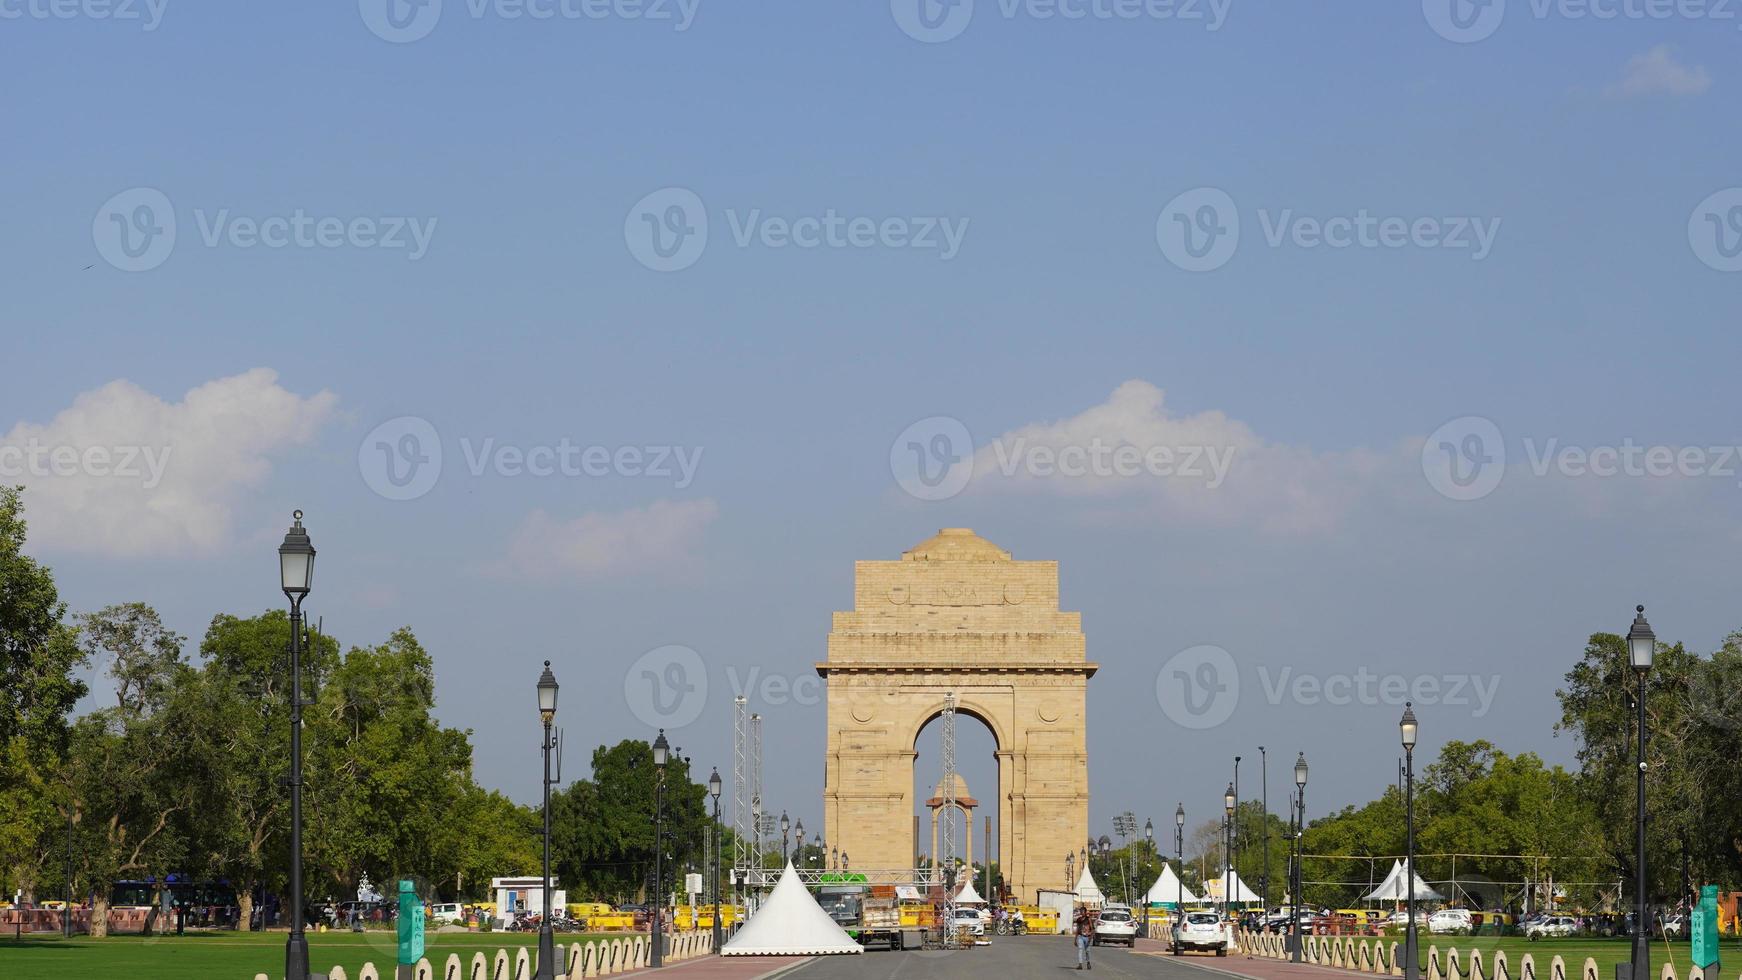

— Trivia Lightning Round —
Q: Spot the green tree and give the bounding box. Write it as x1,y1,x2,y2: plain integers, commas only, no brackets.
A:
0,486,87,901
302,627,474,900
549,739,708,903
63,603,198,936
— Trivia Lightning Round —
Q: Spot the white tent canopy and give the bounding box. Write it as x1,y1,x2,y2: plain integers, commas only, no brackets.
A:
955,880,987,905
1206,870,1262,904
1074,866,1104,905
1145,863,1203,906
721,862,863,956
1362,860,1444,902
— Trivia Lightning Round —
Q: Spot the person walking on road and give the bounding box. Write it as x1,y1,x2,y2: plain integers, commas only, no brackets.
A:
1075,909,1095,970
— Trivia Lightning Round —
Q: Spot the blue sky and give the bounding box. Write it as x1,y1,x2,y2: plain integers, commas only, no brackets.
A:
4,1,1740,855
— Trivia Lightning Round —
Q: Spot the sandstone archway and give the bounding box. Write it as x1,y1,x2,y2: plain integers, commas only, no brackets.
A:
817,529,1095,902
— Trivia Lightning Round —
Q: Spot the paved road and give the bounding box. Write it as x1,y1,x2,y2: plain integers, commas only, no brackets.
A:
779,935,1250,980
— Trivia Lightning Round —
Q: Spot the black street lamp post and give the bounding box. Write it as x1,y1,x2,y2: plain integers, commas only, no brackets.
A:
1174,804,1185,954
1401,704,1419,980
651,730,669,968
1291,753,1307,963
278,512,315,980
1628,605,1656,980
1143,818,1154,936
536,663,560,980
780,812,790,865
708,768,722,953
1223,783,1235,926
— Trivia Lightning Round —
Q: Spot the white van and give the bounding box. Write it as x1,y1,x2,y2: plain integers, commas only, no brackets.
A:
430,903,464,926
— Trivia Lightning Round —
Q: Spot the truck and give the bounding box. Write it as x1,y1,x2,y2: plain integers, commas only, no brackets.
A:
859,894,926,950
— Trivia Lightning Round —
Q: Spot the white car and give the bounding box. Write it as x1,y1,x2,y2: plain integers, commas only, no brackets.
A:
1428,908,1474,935
1094,905,1138,947
1524,915,1577,939
429,902,464,926
1387,910,1431,928
951,906,985,937
1173,910,1229,956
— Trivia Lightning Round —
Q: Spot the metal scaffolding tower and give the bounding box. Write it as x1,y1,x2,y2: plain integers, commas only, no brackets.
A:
750,712,764,880
732,696,750,906
938,692,960,948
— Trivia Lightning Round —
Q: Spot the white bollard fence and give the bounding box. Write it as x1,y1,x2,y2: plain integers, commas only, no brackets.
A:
250,929,717,980
1236,929,1734,980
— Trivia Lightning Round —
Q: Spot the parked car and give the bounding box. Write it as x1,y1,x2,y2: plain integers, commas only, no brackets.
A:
1523,914,1577,939
1428,908,1474,935
950,906,985,937
1661,914,1687,940
1386,909,1431,928
429,902,464,926
1173,910,1229,956
1094,905,1139,947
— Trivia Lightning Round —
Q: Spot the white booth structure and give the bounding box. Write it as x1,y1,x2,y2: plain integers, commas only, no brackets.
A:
491,877,567,923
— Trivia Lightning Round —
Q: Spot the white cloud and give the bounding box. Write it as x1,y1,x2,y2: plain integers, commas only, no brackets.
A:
1,369,337,557
1607,44,1711,98
961,380,1391,533
502,498,719,579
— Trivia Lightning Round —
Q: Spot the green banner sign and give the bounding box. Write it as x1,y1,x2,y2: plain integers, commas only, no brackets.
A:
397,880,424,966
1692,885,1720,971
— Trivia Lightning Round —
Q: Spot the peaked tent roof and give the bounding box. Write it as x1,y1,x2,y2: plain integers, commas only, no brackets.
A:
955,880,987,904
1207,870,1262,903
1362,860,1443,902
1145,863,1203,905
721,862,863,956
1074,867,1104,905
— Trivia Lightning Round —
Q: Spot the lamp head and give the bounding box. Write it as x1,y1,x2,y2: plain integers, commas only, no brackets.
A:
1627,604,1656,672
1175,803,1185,827
1400,701,1418,750
1294,752,1308,788
1224,783,1236,815
536,661,558,723
708,767,721,800
651,729,669,767
278,510,315,596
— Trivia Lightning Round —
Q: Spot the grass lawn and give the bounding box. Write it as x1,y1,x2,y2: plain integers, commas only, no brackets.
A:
0,929,626,980
1376,933,1742,977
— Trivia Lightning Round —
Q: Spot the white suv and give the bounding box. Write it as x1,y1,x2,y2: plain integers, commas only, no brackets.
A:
1173,910,1228,956
1524,915,1577,939
1428,908,1474,935
1094,905,1139,947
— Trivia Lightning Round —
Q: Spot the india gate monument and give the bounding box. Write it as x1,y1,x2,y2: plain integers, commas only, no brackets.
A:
816,529,1095,902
